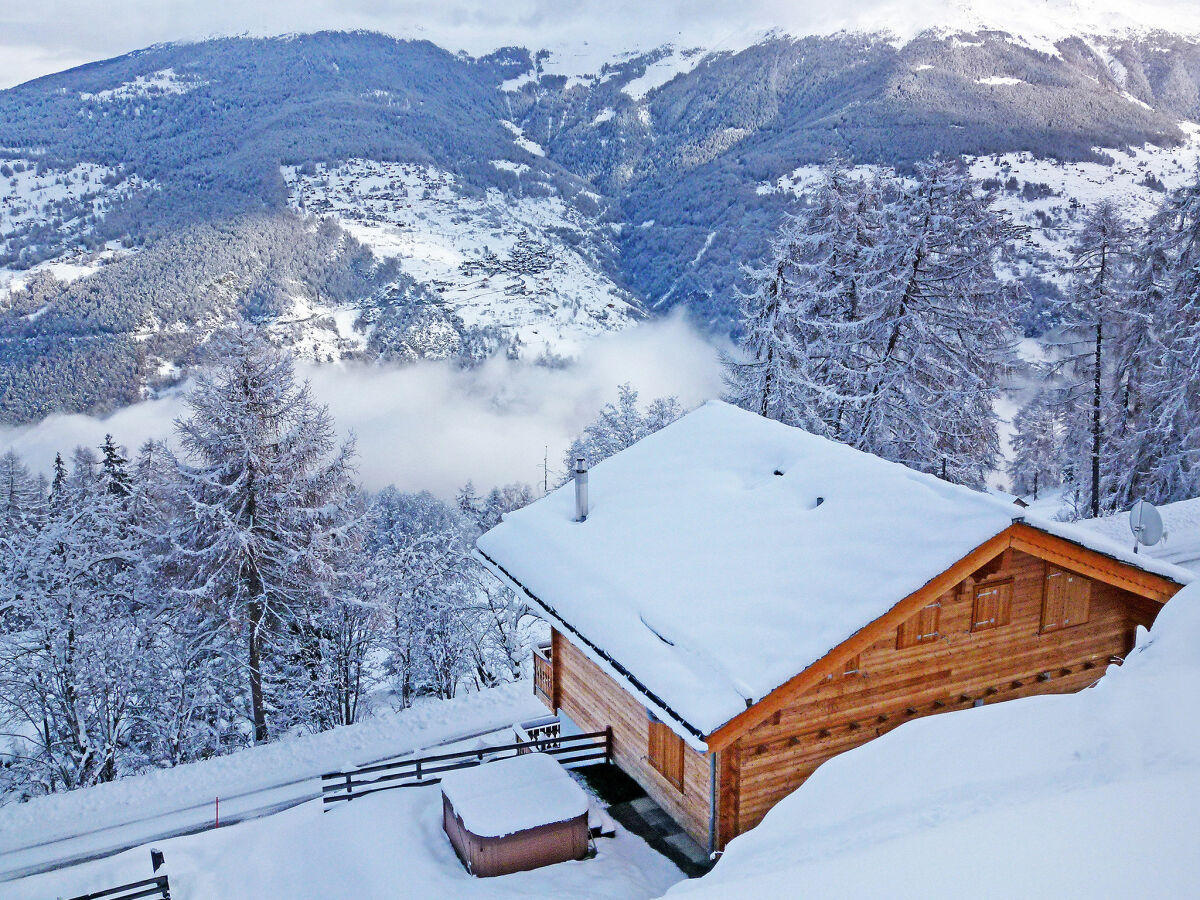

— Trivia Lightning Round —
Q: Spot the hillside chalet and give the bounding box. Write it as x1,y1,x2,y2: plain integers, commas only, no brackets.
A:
475,401,1191,854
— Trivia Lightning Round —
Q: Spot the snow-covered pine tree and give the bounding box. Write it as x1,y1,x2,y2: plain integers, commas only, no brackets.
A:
463,568,530,688
562,383,683,476
168,324,358,743
125,437,245,767
1108,168,1200,506
49,452,67,506
724,225,802,421
0,446,149,795
456,480,480,525
0,449,41,533
1008,391,1063,500
279,487,373,732
848,156,1024,487
1051,199,1136,517
100,434,132,498
366,488,476,707
476,483,536,531
777,158,886,436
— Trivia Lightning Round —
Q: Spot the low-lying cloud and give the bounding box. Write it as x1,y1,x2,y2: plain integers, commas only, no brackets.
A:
0,314,726,496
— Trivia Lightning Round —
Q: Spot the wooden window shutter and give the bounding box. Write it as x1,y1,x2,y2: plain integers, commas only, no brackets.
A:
1041,565,1091,633
897,601,941,649
971,579,1013,631
648,720,685,792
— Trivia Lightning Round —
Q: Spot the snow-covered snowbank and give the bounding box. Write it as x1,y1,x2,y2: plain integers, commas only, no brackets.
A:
0,683,544,880
671,581,1200,898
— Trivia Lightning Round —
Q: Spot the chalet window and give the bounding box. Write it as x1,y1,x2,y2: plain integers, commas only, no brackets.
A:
971,579,1013,631
647,719,685,792
1041,565,1091,633
897,601,941,649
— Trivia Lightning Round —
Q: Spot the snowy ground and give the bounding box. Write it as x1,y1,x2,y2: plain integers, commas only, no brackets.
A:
0,245,130,303
670,581,1200,899
6,782,682,900
1076,496,1200,573
282,161,642,359
79,68,205,102
0,682,545,881
967,123,1200,277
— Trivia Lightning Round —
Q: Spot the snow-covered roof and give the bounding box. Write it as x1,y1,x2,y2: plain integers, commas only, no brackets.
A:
1074,497,1200,574
439,752,588,838
476,401,1190,742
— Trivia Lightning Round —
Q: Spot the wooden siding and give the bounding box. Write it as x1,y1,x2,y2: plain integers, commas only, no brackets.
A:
705,524,1180,751
721,548,1162,842
551,629,714,848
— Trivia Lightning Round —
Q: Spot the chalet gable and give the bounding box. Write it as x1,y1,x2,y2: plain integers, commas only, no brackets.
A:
704,521,1183,750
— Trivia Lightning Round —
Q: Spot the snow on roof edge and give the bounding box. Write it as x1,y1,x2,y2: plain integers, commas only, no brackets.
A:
474,547,712,751
1020,513,1195,586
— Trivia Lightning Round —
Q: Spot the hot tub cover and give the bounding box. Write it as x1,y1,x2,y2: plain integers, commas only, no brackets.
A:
440,752,588,838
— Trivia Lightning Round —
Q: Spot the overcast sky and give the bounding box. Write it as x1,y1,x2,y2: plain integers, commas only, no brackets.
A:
6,0,1198,91
0,1,783,89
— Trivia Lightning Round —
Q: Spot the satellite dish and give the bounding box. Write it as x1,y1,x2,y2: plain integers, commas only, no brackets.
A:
1129,499,1164,552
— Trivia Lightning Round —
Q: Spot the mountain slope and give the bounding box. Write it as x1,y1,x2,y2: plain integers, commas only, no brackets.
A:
507,30,1200,318
2,25,1200,421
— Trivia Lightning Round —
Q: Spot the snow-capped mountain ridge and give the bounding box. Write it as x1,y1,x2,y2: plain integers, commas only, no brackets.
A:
376,0,1200,87
4,25,1200,422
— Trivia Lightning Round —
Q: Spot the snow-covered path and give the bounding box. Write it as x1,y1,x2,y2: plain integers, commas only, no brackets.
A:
0,683,545,882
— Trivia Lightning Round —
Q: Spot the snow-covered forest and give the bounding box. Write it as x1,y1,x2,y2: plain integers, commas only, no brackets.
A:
0,322,683,804
727,154,1200,516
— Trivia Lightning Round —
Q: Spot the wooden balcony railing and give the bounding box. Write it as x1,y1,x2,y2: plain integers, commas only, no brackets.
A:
532,641,555,708
321,728,611,806
514,717,561,754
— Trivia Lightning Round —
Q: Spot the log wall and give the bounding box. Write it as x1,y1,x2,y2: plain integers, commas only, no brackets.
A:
722,548,1162,843
551,629,713,849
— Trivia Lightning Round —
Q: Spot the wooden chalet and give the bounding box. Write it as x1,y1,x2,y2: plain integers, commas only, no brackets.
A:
476,402,1190,854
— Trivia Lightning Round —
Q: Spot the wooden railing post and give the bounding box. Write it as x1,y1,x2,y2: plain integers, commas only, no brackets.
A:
345,772,353,802
605,725,613,763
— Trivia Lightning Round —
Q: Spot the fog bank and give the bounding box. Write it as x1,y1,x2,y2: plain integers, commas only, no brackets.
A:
0,315,726,496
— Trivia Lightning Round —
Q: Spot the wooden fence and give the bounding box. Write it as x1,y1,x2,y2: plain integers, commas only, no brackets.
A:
321,728,611,807
66,875,171,900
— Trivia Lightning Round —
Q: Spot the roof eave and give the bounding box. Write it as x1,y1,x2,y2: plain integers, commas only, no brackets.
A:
473,546,712,752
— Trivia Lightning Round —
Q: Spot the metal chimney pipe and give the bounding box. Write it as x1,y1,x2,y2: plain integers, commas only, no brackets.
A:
574,457,588,522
